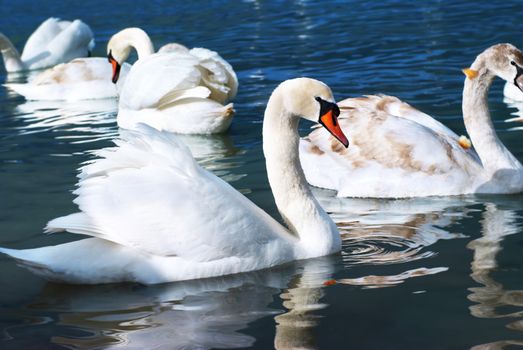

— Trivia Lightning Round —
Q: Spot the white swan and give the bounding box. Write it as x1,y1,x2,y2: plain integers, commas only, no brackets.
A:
0,78,349,284
300,43,523,198
2,38,210,103
4,57,131,101
0,17,94,73
107,28,238,134
2,41,198,102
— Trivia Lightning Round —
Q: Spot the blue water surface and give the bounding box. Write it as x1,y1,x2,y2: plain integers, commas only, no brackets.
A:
1,1,523,349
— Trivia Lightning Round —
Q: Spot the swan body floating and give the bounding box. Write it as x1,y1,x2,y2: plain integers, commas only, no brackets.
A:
108,28,238,134
2,42,199,102
300,43,523,198
4,58,131,101
0,17,94,73
0,78,348,284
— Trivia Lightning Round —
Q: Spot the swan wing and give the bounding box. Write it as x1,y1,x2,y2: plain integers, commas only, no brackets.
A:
22,18,94,66
30,58,111,84
46,125,293,262
21,18,68,60
338,95,480,161
189,47,238,103
339,95,458,138
301,96,484,197
119,52,203,110
4,58,131,101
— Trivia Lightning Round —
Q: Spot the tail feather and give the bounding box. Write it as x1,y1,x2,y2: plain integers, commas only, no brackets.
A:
45,212,104,238
0,238,160,284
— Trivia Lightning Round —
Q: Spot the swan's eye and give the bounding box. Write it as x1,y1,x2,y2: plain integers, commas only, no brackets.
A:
511,60,516,66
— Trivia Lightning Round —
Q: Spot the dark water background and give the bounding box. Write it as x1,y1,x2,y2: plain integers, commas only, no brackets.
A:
1,1,523,349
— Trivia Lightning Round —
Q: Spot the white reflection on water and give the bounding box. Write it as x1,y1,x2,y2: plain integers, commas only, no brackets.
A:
5,257,335,350
315,189,474,263
336,267,448,289
274,257,334,350
314,189,475,288
468,202,523,348
503,97,523,131
13,99,119,145
11,99,246,182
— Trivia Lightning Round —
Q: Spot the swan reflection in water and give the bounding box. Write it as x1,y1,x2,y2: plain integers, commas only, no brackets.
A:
5,256,336,350
3,194,513,348
11,99,244,181
468,201,523,349
13,99,119,145
313,189,473,288
503,95,523,131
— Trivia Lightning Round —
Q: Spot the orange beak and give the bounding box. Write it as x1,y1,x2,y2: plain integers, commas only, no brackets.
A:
108,50,121,84
317,99,349,148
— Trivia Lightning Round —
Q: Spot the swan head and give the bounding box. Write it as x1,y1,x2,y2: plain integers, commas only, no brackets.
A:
471,43,523,92
107,28,154,83
276,78,349,147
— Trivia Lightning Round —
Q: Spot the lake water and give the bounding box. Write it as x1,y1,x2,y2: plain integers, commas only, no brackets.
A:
1,1,523,349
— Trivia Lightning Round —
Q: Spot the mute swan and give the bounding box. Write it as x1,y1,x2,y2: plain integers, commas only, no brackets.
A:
2,41,197,102
107,28,238,134
0,17,94,73
300,43,523,198
2,40,206,103
0,78,349,284
4,58,131,101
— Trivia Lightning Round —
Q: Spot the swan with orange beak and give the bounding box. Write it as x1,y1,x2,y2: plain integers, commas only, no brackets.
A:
105,27,238,134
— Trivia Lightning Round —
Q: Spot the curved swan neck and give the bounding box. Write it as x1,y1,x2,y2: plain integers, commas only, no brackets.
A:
462,57,521,173
0,33,24,72
110,28,155,62
262,87,340,254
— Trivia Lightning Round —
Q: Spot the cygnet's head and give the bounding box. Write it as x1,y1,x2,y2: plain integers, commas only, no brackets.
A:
465,43,523,92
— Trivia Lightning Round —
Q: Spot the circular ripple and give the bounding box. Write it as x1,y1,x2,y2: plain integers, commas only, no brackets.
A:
341,233,435,266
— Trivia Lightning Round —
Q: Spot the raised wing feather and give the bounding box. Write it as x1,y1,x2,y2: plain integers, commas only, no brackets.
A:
21,18,68,60
45,20,94,60
341,95,455,134
190,47,238,103
22,18,93,66
119,52,203,110
301,95,484,197
47,125,292,261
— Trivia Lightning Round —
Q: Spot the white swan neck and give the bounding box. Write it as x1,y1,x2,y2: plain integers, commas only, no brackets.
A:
262,90,340,255
112,28,155,62
0,33,24,72
462,59,522,173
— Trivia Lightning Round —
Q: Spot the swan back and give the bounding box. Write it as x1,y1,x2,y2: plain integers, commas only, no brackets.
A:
21,18,94,69
118,52,204,110
189,47,238,103
47,125,295,265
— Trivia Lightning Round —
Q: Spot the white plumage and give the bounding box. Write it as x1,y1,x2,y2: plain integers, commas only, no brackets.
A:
0,78,346,284
301,44,523,198
4,57,130,101
0,17,94,73
109,28,238,134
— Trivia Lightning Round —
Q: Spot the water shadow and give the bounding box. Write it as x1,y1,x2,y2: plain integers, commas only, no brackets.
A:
468,200,523,348
1,256,336,350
